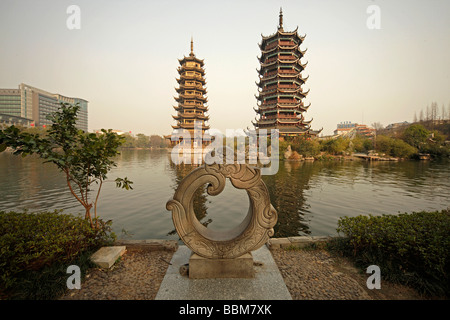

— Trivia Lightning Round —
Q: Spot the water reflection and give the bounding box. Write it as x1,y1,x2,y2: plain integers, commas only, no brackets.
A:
166,161,210,237
1,150,449,239
262,161,320,237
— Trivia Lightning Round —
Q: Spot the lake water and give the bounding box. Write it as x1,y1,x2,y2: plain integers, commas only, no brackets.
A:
0,149,449,240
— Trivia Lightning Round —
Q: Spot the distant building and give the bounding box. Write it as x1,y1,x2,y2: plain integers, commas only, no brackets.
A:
0,83,88,131
385,121,409,130
334,121,375,137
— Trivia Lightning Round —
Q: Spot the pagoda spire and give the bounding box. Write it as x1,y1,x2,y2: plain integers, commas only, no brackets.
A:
190,36,194,57
278,7,283,31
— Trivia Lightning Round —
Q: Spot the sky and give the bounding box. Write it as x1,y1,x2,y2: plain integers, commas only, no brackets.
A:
0,0,449,136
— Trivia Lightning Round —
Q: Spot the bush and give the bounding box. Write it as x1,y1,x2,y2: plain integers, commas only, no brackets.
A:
336,209,450,297
375,135,417,158
320,137,350,155
0,210,115,298
290,136,321,157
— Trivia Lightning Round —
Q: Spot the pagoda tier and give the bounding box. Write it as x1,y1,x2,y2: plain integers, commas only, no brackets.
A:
253,9,322,137
171,38,210,141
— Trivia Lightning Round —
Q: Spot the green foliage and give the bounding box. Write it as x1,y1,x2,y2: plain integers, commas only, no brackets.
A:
0,210,115,297
352,136,374,153
0,103,133,227
320,137,350,155
120,133,168,149
402,124,430,148
290,136,321,157
375,135,417,158
337,209,450,297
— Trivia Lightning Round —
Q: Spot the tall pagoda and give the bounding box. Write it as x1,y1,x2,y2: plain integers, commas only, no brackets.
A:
171,38,210,147
253,9,322,137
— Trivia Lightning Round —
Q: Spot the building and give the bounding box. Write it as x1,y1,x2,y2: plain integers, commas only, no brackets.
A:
169,39,211,147
252,9,322,138
334,121,375,137
385,121,409,130
0,83,88,131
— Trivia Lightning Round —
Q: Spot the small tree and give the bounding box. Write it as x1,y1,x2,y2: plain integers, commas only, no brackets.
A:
402,124,429,149
0,103,133,229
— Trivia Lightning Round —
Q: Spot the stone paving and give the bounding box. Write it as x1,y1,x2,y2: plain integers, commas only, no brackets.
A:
60,239,424,300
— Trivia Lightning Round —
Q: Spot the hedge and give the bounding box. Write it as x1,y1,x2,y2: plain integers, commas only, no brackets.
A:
336,209,450,297
0,210,115,299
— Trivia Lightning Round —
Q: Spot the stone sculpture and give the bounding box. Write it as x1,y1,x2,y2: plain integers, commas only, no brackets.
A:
166,162,278,278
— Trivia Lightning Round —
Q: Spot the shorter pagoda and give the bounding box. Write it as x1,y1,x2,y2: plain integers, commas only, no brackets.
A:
253,9,322,138
169,38,211,148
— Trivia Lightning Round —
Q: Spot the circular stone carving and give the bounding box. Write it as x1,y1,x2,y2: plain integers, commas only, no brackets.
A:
166,163,278,259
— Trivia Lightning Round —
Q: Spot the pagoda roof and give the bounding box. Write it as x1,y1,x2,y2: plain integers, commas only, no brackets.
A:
258,60,308,74
260,30,306,48
256,72,308,84
175,85,207,94
255,89,309,101
256,74,309,87
174,94,208,103
172,123,210,130
172,113,209,121
255,101,311,112
176,75,206,84
177,65,205,75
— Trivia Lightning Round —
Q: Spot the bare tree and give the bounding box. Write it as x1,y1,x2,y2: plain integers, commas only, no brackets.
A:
419,109,424,122
426,105,431,121
413,112,418,123
431,102,438,122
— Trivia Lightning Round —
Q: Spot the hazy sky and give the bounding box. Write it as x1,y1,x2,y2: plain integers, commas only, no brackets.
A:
1,0,449,136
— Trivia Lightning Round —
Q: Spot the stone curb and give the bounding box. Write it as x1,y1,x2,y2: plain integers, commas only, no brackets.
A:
114,239,179,252
267,236,336,250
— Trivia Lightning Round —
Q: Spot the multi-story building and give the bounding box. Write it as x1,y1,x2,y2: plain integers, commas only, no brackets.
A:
334,121,375,137
253,9,322,138
170,39,211,147
0,83,88,131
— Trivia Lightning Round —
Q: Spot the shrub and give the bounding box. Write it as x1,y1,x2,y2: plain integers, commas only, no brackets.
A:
336,209,450,297
375,135,417,158
0,210,115,298
290,136,321,157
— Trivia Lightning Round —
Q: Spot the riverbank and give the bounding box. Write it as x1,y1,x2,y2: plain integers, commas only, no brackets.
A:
59,238,431,300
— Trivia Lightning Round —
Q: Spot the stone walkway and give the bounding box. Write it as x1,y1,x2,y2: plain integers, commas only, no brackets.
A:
60,241,425,300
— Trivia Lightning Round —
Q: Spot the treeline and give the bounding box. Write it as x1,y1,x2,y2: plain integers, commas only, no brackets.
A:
119,133,169,149
282,122,450,160
14,127,170,149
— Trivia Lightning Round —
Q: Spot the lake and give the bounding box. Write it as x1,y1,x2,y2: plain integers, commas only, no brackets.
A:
0,149,449,240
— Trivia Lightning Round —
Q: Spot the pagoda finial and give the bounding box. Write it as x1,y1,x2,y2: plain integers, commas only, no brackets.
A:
190,36,194,57
279,7,283,30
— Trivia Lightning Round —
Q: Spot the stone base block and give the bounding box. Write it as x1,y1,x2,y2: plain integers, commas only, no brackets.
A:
90,246,126,269
189,253,254,279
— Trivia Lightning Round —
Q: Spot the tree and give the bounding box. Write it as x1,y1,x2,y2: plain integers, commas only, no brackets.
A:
402,124,429,149
371,122,384,132
136,133,150,148
0,103,133,229
149,135,163,148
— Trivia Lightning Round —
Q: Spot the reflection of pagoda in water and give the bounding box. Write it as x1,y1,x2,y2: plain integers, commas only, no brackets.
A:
262,161,320,237
169,38,211,148
253,9,322,137
166,162,211,236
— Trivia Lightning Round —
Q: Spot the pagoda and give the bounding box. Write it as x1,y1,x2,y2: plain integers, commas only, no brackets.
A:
171,38,210,147
253,9,322,137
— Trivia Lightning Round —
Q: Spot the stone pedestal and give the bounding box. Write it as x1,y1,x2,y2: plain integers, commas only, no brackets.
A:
189,252,254,279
